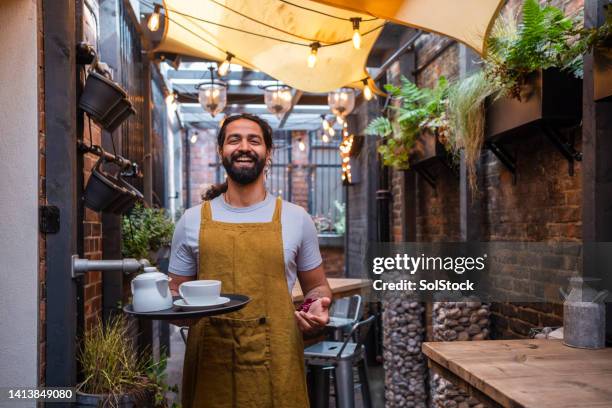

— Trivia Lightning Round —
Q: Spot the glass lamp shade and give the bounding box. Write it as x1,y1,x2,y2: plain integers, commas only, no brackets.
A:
264,85,293,118
198,82,227,117
328,87,355,119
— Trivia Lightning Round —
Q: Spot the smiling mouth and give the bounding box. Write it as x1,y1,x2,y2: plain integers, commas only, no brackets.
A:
233,156,255,164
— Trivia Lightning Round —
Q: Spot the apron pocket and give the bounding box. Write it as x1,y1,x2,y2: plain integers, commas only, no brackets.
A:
209,315,270,367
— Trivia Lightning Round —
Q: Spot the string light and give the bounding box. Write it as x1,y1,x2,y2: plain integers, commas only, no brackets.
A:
308,42,320,68
351,18,362,49
217,52,234,77
343,121,348,129
336,115,344,126
298,138,306,151
321,114,330,131
148,4,162,32
190,133,198,144
322,133,330,143
340,134,354,183
328,127,335,137
362,78,373,101
165,92,175,105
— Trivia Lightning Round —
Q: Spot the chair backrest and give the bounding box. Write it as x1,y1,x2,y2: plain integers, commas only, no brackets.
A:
330,294,362,322
336,314,375,358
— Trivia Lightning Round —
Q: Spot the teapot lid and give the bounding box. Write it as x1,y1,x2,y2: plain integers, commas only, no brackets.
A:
134,267,167,280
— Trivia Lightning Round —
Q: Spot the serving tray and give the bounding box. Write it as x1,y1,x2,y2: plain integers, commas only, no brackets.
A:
123,294,250,320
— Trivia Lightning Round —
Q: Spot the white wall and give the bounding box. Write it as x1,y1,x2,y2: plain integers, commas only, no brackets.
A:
0,0,40,392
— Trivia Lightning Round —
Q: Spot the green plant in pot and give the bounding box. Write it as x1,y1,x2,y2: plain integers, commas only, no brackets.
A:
122,204,175,266
76,314,179,407
366,76,450,170
446,0,588,191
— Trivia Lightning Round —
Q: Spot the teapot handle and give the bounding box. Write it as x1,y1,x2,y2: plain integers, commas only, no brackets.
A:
559,287,568,300
130,279,135,295
156,277,169,297
593,290,609,304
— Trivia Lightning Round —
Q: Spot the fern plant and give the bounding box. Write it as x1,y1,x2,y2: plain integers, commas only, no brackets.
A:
366,76,449,169
485,0,584,99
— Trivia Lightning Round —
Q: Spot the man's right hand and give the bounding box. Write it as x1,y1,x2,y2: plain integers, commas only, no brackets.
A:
168,272,200,327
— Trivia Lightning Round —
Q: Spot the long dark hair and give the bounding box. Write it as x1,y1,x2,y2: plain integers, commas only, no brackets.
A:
202,113,274,201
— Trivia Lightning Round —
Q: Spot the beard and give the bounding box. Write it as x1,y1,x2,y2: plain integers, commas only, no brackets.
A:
222,150,266,185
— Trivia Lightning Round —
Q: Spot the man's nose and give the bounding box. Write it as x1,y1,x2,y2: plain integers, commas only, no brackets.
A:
238,138,250,151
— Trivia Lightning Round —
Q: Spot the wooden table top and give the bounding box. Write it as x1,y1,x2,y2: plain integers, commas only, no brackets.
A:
423,339,612,408
292,278,370,302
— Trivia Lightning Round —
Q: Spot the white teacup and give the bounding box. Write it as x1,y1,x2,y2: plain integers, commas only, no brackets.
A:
179,280,222,305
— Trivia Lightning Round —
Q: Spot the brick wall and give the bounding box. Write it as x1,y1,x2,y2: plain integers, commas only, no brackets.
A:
388,0,584,339
187,129,218,205
320,246,345,277
291,130,309,210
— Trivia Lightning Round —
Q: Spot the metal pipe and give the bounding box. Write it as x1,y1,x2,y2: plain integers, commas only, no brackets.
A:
77,140,136,171
373,31,423,82
71,255,149,279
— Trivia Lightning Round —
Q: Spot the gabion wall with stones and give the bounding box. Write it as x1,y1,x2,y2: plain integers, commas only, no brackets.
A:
430,301,490,408
383,295,427,408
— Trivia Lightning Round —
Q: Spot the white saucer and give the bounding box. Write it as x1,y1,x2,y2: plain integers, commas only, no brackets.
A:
174,297,230,310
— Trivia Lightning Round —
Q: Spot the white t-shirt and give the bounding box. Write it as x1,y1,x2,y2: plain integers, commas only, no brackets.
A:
168,193,323,293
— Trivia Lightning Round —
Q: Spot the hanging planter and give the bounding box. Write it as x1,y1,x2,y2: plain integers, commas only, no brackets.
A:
485,68,582,140
409,130,457,189
484,68,582,178
79,71,135,132
83,154,142,213
594,49,612,101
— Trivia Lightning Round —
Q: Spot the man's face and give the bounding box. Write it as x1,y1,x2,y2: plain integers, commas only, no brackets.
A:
220,118,269,185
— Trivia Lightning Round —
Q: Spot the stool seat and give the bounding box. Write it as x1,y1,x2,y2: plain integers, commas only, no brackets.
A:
305,341,358,360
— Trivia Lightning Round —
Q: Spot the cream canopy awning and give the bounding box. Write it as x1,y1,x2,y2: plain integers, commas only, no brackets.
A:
309,0,504,56
154,0,502,93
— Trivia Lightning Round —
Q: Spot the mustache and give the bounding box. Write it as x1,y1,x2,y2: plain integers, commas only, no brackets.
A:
230,151,259,162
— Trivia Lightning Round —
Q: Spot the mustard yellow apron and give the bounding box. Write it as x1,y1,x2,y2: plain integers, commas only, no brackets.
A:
181,197,310,408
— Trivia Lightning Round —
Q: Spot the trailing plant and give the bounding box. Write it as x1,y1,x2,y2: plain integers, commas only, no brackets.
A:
366,76,449,169
122,204,175,263
77,315,179,407
447,71,502,192
484,0,584,99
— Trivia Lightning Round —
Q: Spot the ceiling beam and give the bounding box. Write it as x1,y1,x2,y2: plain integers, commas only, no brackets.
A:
176,93,328,106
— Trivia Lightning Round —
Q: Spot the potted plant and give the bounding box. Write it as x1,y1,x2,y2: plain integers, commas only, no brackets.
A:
122,204,175,267
589,5,612,101
76,315,179,407
366,76,453,171
483,0,584,140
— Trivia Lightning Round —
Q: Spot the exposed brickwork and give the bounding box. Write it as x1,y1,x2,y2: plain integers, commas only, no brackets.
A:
320,246,345,278
187,129,219,205
390,0,584,339
291,131,309,210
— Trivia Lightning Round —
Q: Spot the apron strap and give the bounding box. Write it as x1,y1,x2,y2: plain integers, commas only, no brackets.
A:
201,200,212,223
272,196,282,222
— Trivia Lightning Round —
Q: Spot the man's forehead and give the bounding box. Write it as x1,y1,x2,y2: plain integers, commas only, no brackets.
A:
226,119,263,136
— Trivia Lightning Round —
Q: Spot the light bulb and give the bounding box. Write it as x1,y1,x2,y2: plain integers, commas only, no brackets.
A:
363,79,373,101
351,18,362,50
322,116,330,131
343,121,348,129
329,128,335,137
298,139,306,151
147,5,161,32
165,93,175,105
217,53,233,77
190,134,198,144
308,43,319,68
322,134,330,143
336,115,344,126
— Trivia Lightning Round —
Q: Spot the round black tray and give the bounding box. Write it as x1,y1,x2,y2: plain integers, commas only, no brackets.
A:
123,294,250,320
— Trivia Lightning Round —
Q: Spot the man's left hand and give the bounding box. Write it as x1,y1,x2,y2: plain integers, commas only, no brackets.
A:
294,297,331,334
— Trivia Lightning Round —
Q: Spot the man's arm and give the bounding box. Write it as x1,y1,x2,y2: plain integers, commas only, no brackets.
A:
294,264,332,334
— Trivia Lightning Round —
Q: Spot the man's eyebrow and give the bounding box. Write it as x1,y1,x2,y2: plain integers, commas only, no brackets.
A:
227,133,263,138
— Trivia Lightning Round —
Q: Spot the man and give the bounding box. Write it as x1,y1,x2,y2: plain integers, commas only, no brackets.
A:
168,113,332,408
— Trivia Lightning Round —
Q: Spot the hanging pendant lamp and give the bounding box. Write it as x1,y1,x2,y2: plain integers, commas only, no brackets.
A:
196,66,227,117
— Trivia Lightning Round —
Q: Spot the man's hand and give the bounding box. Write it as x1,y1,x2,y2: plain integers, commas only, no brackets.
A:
295,297,331,334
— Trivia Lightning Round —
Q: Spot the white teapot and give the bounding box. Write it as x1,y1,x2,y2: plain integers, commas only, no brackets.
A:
131,267,173,312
